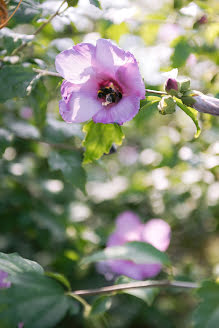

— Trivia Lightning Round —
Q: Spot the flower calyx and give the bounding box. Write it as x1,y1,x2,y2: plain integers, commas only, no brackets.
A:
158,96,176,115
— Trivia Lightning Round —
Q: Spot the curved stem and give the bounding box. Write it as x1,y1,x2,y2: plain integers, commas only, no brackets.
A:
12,0,67,55
0,0,23,29
67,293,91,317
72,280,199,296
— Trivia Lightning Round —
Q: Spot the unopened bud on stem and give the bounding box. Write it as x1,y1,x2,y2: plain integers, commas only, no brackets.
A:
193,92,219,116
165,78,179,96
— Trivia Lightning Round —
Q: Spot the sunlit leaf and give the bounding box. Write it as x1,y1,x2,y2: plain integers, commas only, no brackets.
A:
175,99,201,138
82,241,170,266
0,252,44,275
82,121,124,164
171,37,193,67
89,0,101,9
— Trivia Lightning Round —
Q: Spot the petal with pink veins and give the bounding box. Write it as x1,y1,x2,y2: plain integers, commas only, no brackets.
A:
95,39,135,77
116,63,145,99
55,43,95,83
93,96,140,125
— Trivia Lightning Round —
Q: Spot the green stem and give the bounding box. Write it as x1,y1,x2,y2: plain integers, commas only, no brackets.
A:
67,292,91,317
12,0,67,55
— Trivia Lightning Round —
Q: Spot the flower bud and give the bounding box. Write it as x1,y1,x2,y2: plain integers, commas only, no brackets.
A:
158,96,176,115
165,78,179,96
193,92,219,116
197,15,208,25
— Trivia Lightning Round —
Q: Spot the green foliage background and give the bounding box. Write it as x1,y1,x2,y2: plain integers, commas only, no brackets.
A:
0,0,219,327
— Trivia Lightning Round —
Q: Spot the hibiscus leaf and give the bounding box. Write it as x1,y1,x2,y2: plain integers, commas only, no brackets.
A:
192,281,219,328
0,65,36,102
115,276,159,306
29,79,49,129
82,121,124,164
0,252,44,276
171,37,193,68
48,150,86,192
90,296,112,316
81,241,170,266
89,0,102,9
175,99,201,138
0,272,70,328
67,0,79,7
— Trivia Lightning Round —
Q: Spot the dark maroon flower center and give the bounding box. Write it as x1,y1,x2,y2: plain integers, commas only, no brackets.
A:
98,82,122,107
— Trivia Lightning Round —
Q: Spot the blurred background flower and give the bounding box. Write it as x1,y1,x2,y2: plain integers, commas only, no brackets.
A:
98,211,171,280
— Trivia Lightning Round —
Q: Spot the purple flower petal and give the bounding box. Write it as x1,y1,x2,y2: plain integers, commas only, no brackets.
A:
56,39,145,125
0,270,11,289
92,96,140,124
116,63,145,99
55,43,95,83
99,212,171,280
95,39,135,77
59,78,102,123
141,219,171,252
193,93,219,116
108,260,161,280
60,93,101,123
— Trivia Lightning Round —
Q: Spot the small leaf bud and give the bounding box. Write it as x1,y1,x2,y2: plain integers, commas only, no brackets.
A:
158,96,176,115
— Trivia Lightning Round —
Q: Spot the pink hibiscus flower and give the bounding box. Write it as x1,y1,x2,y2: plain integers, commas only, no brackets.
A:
55,39,145,125
98,211,171,280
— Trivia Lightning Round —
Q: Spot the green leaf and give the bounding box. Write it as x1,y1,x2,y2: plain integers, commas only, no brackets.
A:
134,99,159,125
81,241,170,266
29,80,49,129
48,150,86,192
171,37,193,68
158,96,176,115
175,99,201,138
0,272,70,328
46,272,71,291
0,65,36,102
180,79,191,93
0,29,34,54
82,121,124,164
0,252,44,276
7,120,40,140
193,281,219,328
0,129,13,157
90,296,112,316
115,276,159,306
89,0,102,9
10,0,42,25
42,117,83,143
67,0,79,7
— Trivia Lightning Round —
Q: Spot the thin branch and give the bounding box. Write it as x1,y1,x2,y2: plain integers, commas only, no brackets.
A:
12,0,67,55
33,68,61,78
71,280,199,296
146,89,167,96
33,0,66,36
0,0,23,29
